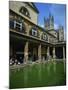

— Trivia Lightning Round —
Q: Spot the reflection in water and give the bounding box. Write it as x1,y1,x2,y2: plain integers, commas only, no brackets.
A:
14,69,17,73
42,63,45,70
37,63,42,82
13,68,19,73
63,60,66,73
23,66,28,87
47,61,51,76
53,61,56,73
29,64,32,73
18,67,20,71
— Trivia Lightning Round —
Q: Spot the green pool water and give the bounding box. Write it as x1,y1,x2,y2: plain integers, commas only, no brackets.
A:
9,61,66,89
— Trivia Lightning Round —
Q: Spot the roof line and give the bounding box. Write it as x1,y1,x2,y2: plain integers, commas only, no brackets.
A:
25,2,39,13
10,9,57,39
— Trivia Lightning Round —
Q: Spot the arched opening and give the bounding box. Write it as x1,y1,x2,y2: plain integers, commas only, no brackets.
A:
19,6,30,18
29,26,39,38
41,33,48,41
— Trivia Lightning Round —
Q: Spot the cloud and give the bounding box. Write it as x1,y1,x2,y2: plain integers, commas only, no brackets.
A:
54,23,59,30
39,23,59,29
64,30,66,41
38,24,44,28
40,24,44,28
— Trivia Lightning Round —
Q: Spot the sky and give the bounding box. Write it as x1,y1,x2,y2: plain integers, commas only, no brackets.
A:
35,3,66,38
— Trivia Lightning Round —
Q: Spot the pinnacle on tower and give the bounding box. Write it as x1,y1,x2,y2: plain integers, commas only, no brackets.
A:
49,12,51,19
59,25,63,30
52,15,54,21
44,17,46,23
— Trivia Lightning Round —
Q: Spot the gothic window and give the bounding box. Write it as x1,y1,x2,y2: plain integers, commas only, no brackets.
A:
19,6,30,18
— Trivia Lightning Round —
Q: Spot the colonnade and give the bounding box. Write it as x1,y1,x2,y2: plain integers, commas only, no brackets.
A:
23,41,66,63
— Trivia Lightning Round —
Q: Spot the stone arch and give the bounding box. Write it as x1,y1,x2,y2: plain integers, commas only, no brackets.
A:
19,6,30,18
41,33,48,41
29,26,39,38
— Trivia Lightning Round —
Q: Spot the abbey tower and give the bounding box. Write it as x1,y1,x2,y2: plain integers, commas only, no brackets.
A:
44,13,54,30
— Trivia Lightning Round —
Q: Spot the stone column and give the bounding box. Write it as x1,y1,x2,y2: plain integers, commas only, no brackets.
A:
47,46,50,60
25,23,30,35
63,46,66,73
63,46,65,60
53,47,56,59
38,44,41,62
24,41,28,64
10,45,13,57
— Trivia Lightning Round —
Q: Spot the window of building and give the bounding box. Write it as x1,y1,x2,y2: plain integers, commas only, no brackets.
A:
10,20,14,29
42,33,48,41
60,36,64,41
14,21,22,31
10,19,25,32
32,29,37,36
19,6,30,18
29,26,39,38
43,34,47,40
